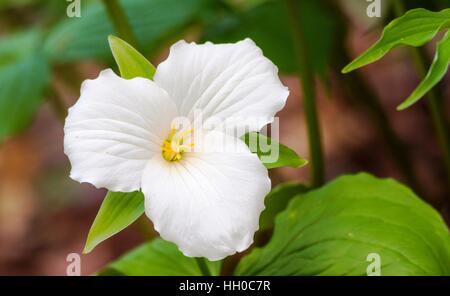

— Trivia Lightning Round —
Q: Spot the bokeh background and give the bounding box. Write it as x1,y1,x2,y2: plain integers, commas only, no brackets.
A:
0,0,449,275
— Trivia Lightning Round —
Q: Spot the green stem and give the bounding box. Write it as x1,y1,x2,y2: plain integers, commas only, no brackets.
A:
47,87,68,122
102,0,139,48
429,100,450,183
340,54,423,195
195,258,212,276
323,0,422,194
285,0,325,187
135,215,154,240
410,47,450,186
391,0,406,18
393,1,450,188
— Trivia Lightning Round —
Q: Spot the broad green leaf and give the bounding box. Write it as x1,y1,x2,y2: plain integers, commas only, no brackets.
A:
0,54,49,142
203,0,336,75
0,30,41,67
398,30,450,110
84,191,144,254
342,8,450,73
259,182,308,231
236,173,450,276
242,132,307,169
98,239,222,276
108,35,155,80
0,30,49,142
44,0,208,62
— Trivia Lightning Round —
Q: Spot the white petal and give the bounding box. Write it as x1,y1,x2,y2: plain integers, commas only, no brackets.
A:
142,131,270,261
64,69,177,192
154,39,289,136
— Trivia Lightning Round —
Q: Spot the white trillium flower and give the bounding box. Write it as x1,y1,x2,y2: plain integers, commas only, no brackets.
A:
64,39,289,261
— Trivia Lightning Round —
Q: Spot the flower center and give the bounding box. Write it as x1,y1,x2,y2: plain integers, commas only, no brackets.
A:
161,127,194,162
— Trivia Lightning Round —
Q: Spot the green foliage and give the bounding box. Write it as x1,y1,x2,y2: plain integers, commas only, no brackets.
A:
398,30,450,110
259,182,308,231
98,238,221,276
236,173,450,276
203,0,336,75
108,35,155,79
0,30,41,67
343,8,450,109
242,132,308,169
44,0,208,62
343,9,450,73
0,0,36,9
0,30,49,142
84,191,144,254
0,0,210,141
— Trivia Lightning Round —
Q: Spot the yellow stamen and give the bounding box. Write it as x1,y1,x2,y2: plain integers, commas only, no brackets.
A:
161,127,194,162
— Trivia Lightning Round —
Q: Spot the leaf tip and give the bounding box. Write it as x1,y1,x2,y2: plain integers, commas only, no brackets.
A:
108,35,125,51
82,245,92,255
341,66,352,74
397,93,421,111
396,102,409,111
82,235,96,254
298,159,309,167
107,34,116,44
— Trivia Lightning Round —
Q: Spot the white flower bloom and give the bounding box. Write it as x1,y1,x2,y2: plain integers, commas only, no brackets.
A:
64,39,289,261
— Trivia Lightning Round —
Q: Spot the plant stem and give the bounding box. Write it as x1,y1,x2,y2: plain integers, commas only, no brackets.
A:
323,0,422,194
339,53,423,194
391,0,407,18
195,258,212,276
102,0,139,48
285,0,325,187
409,47,450,186
47,87,68,123
393,0,450,188
135,215,154,240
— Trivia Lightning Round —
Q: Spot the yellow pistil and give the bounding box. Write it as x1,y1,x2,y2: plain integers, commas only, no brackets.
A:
161,127,194,162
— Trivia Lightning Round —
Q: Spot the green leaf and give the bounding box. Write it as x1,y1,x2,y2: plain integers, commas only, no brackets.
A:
108,35,155,80
0,57,49,142
242,132,307,169
203,0,336,75
44,0,208,62
0,30,50,142
84,191,144,254
98,239,222,276
259,182,308,231
0,30,41,67
0,57,49,141
236,173,450,276
398,30,450,110
342,8,450,74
